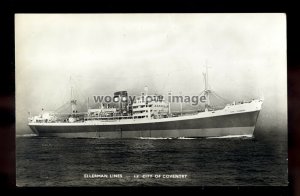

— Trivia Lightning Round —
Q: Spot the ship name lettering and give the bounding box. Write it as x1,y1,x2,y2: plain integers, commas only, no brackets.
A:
162,174,187,179
110,174,123,178
84,174,108,178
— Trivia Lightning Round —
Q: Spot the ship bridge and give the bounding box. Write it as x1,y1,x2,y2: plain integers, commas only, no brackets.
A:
132,93,169,119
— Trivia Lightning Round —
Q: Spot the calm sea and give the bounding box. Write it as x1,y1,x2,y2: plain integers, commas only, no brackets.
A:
16,130,288,186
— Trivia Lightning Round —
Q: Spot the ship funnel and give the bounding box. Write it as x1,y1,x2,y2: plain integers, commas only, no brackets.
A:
114,91,128,115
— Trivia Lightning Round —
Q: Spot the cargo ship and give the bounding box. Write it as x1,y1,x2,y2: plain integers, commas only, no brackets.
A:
28,67,263,138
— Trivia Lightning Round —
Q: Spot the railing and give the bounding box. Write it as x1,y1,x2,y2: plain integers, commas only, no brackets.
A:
84,115,134,121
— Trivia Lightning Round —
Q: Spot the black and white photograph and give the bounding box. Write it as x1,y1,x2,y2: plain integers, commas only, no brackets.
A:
15,13,287,186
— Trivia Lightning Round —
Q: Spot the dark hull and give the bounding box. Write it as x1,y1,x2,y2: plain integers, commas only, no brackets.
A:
29,111,260,138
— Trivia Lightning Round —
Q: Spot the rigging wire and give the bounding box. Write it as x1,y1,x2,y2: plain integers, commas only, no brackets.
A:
49,64,233,113
211,90,231,104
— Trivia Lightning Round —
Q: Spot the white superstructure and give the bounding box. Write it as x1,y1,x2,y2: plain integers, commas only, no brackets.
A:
132,94,169,119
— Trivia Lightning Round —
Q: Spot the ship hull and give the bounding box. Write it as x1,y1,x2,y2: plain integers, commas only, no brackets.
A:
29,110,260,138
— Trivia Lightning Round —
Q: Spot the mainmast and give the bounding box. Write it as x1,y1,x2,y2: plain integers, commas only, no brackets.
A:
179,91,183,116
168,91,172,115
70,76,77,114
203,64,211,112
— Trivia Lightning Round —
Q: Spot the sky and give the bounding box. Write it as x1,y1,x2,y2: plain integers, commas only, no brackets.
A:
15,13,286,134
